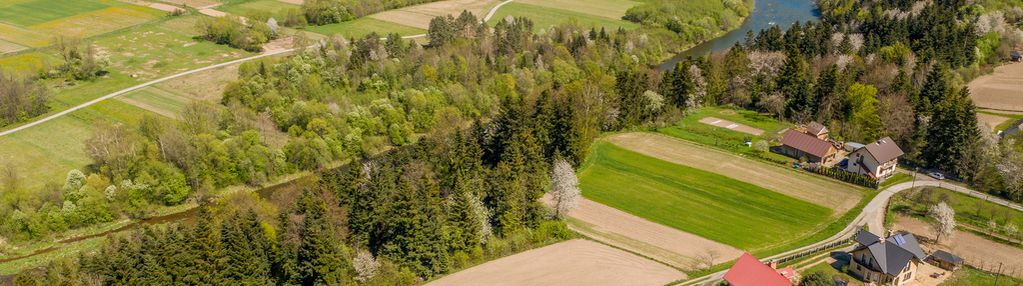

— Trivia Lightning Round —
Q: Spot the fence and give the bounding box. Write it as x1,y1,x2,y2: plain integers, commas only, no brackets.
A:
771,236,856,265
803,164,880,189
953,254,1023,284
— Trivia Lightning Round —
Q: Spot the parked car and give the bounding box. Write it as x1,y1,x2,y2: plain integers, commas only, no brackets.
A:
928,171,945,180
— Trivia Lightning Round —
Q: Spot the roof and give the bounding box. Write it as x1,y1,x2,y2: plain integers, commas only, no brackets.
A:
780,129,835,158
806,122,828,136
859,137,904,163
930,250,963,264
724,253,794,286
854,230,927,276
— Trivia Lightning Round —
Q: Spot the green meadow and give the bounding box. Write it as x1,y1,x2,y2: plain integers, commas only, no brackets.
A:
0,0,109,26
306,17,426,38
579,141,833,250
486,2,640,32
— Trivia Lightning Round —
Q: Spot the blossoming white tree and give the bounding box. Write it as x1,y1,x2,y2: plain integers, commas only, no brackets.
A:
550,158,580,218
929,201,956,243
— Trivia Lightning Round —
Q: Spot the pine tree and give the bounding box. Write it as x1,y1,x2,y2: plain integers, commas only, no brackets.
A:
779,52,813,120
297,192,349,285
183,206,224,285
923,87,980,180
221,213,272,285
917,64,952,115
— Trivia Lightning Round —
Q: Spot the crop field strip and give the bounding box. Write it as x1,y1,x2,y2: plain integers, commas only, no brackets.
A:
368,0,503,30
306,17,427,38
215,0,299,19
0,0,111,27
579,141,833,250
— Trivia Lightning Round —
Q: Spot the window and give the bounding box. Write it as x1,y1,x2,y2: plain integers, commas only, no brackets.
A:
904,271,911,281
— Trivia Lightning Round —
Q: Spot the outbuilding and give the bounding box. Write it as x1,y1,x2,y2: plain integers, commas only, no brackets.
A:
927,250,964,271
777,129,838,164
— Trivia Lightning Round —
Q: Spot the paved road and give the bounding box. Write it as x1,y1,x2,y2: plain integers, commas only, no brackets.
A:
681,178,1023,285
0,0,516,138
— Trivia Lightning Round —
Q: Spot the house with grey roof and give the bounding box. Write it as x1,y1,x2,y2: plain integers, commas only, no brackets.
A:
849,229,927,285
845,137,904,180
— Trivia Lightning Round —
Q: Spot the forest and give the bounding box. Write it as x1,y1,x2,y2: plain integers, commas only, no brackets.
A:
4,0,1023,283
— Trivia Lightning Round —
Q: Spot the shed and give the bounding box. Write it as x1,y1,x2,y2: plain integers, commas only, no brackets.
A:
927,250,963,271
777,129,838,164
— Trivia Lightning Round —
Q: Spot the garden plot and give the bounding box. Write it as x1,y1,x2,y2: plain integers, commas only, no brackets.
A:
370,0,502,29
969,62,1023,112
425,239,684,286
606,132,862,213
698,116,764,135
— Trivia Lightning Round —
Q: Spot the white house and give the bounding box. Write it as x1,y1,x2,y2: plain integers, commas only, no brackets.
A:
846,137,903,180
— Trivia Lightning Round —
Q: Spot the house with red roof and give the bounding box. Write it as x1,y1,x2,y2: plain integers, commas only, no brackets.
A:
723,253,796,286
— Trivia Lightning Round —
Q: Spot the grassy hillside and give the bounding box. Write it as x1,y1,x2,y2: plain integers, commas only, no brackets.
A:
579,141,833,250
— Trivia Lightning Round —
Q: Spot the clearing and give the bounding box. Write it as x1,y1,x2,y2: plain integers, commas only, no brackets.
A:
369,0,503,30
546,195,741,270
579,141,833,251
698,116,764,135
969,62,1023,112
660,107,795,162
893,215,1023,279
606,132,862,213
485,2,640,31
424,239,684,286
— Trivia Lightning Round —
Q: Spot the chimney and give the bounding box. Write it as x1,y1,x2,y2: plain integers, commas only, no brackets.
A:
769,261,778,269
886,229,895,239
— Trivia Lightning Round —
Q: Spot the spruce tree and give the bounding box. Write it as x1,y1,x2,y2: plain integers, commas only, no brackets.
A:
923,87,980,179
297,193,348,285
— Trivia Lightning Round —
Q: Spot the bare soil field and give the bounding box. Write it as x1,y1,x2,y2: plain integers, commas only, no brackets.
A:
606,132,861,213
0,39,26,54
699,116,765,135
425,239,684,286
198,8,229,17
276,0,303,4
546,195,741,270
516,0,640,19
894,215,1023,278
969,62,1023,112
369,0,502,29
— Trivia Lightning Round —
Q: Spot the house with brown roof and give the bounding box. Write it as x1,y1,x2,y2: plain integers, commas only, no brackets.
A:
777,129,838,164
845,137,904,180
805,121,829,140
849,230,927,285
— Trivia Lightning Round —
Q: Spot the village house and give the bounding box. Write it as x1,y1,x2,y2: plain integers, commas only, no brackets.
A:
723,253,797,286
777,129,838,164
849,230,927,285
845,137,904,180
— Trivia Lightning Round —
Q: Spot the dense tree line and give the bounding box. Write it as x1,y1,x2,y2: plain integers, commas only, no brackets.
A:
300,0,441,25
0,71,49,128
624,0,753,43
196,16,276,52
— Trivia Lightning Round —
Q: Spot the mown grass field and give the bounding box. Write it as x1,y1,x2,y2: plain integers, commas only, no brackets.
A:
659,106,794,162
90,15,253,80
578,141,833,250
119,86,193,117
486,2,640,32
516,0,640,19
0,0,165,48
306,17,426,38
217,0,299,20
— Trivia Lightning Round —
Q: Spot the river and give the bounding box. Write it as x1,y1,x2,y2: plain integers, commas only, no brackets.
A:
659,0,821,70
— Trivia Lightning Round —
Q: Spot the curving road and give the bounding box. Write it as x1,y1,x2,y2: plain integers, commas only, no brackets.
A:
681,177,1023,285
0,0,516,138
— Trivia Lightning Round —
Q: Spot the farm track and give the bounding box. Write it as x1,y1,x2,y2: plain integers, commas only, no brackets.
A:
0,0,515,138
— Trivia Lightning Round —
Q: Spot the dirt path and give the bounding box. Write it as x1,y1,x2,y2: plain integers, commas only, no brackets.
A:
893,215,1023,278
370,0,503,29
969,62,1023,112
605,132,861,213
977,112,1010,132
545,195,741,270
425,239,685,286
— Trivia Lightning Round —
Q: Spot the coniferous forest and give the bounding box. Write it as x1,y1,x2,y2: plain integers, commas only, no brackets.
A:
6,0,1023,284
